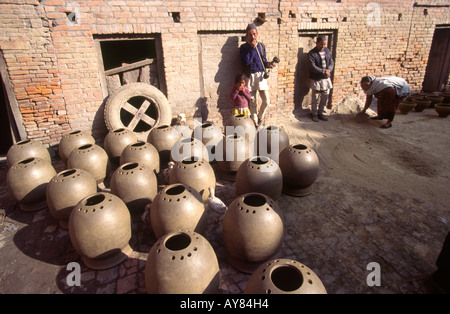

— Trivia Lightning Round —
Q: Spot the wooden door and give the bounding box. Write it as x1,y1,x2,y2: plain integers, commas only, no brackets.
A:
423,27,450,92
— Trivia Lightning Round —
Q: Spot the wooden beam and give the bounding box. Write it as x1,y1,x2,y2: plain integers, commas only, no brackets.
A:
104,58,155,76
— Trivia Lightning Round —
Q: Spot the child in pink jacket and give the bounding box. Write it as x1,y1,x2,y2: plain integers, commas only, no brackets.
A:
230,73,251,115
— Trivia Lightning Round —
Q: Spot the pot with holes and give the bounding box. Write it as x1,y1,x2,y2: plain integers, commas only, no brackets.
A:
46,168,97,229
236,156,283,200
145,230,220,294
147,125,182,167
256,126,290,163
279,144,319,197
6,139,51,168
192,122,223,163
222,193,284,273
150,184,207,239
120,141,160,175
216,134,253,181
244,258,327,294
7,157,57,211
170,137,209,163
58,130,95,165
169,156,216,202
69,192,132,270
103,128,138,166
226,114,256,144
110,162,158,221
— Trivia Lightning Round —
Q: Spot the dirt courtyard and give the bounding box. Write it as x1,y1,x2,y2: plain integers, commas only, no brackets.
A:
0,97,449,294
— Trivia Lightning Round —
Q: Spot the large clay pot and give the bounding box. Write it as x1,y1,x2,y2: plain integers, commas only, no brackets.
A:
244,258,327,294
236,156,283,200
170,137,209,163
58,130,95,165
256,126,290,163
120,141,160,175
438,92,450,103
435,103,450,118
398,101,416,115
6,139,51,168
223,193,284,273
7,157,57,211
279,144,319,197
425,95,444,108
414,99,431,112
103,128,137,166
216,134,253,181
69,192,132,270
226,114,256,144
192,122,223,163
150,184,207,239
46,168,98,229
169,156,216,202
110,162,158,221
145,230,220,294
147,125,182,168
67,143,109,187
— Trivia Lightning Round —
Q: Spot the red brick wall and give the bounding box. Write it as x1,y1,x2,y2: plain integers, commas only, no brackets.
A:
1,0,449,147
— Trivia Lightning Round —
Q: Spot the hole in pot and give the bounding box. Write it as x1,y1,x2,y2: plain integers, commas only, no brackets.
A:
69,130,81,135
243,194,266,207
85,194,106,206
19,158,34,164
114,128,125,133
271,265,303,292
165,233,191,251
79,144,93,150
182,156,199,164
293,144,308,150
166,185,186,195
122,162,139,170
17,139,31,145
250,156,269,165
61,169,77,177
131,141,145,147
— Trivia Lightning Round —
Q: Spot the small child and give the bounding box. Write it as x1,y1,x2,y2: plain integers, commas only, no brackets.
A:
230,73,251,115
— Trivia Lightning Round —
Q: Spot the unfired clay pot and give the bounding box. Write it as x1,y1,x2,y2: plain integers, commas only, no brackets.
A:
7,157,57,211
145,230,220,294
226,114,256,144
67,143,109,186
256,126,290,162
120,141,160,174
244,258,327,294
103,128,137,166
216,134,253,181
46,168,98,228
279,144,319,197
170,137,209,163
223,193,284,273
414,99,431,112
169,156,216,202
192,122,223,163
425,95,444,108
147,125,182,167
150,184,207,239
58,130,95,165
110,162,158,221
69,192,132,270
435,103,450,118
236,156,283,200
399,102,416,115
6,139,51,168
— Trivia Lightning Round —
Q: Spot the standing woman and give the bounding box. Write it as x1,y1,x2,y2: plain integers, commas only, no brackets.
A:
358,76,410,128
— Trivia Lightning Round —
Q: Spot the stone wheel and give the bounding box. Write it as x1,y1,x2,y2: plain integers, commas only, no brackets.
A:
104,83,172,140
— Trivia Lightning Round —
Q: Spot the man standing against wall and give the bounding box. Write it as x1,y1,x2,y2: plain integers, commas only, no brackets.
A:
308,35,334,122
240,23,276,126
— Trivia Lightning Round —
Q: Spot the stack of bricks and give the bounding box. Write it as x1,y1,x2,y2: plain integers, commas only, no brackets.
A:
0,0,449,147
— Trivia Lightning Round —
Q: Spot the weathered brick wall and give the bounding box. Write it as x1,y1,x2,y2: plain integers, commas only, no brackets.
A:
0,0,449,147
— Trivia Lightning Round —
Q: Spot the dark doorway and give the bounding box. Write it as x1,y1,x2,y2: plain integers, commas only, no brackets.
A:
0,73,13,154
423,26,450,92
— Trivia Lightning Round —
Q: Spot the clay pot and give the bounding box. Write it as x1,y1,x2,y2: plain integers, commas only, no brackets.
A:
226,114,256,144
7,157,57,211
169,156,216,202
438,92,450,103
434,103,450,118
236,156,283,200
69,192,132,270
398,101,416,115
110,162,158,221
223,193,284,273
67,143,109,186
279,144,319,197
145,230,220,294
120,141,160,175
425,96,444,108
170,137,209,163
6,139,51,168
104,128,138,166
46,168,98,229
192,122,223,163
256,126,290,163
59,130,95,165
216,134,253,181
244,258,327,294
414,99,431,112
147,125,182,167
407,95,424,102
150,184,207,239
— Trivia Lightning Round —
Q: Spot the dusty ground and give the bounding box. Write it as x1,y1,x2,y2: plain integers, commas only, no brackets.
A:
0,97,449,294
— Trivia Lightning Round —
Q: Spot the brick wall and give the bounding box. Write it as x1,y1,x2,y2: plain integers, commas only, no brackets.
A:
1,0,449,147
